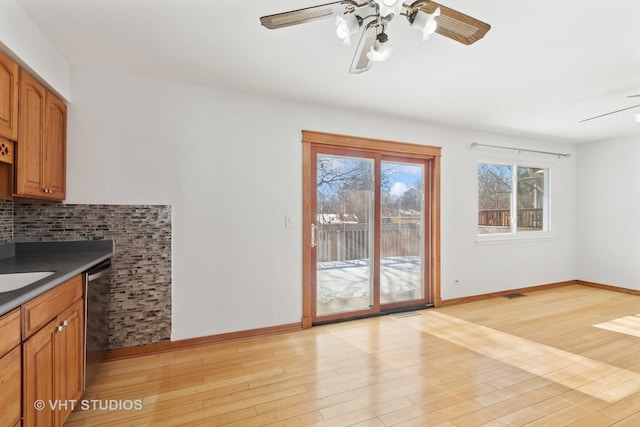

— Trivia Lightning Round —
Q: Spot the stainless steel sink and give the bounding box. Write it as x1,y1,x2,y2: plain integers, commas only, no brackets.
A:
0,271,55,293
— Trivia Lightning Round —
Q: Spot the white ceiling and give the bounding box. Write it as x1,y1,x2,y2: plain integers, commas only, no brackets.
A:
17,0,640,143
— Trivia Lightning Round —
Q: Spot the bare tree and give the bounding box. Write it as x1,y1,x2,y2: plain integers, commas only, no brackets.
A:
478,163,511,210
317,157,372,223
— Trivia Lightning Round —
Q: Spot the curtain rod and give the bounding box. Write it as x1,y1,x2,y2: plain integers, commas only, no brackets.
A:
470,142,571,158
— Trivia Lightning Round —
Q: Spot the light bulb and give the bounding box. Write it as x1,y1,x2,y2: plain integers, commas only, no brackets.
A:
377,0,403,17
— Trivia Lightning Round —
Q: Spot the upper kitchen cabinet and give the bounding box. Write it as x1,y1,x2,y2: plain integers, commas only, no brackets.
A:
44,92,67,198
0,50,19,141
16,69,66,201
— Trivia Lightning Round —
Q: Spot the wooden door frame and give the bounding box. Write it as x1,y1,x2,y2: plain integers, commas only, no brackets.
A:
302,130,442,328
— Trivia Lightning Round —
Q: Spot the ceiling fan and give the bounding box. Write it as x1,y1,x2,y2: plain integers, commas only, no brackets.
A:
259,0,491,74
579,94,640,123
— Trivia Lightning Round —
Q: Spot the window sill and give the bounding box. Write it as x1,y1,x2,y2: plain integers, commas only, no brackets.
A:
476,232,557,245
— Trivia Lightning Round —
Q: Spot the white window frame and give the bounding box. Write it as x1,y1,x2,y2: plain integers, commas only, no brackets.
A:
476,158,554,244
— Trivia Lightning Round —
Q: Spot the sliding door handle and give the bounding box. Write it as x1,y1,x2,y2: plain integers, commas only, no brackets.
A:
311,224,318,247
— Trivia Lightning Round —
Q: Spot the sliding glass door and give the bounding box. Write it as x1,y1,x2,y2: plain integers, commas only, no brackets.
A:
308,141,434,323
380,160,426,306
315,153,375,317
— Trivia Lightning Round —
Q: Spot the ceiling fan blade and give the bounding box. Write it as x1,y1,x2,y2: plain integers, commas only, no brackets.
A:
579,104,640,123
260,1,356,29
349,24,377,74
419,1,490,45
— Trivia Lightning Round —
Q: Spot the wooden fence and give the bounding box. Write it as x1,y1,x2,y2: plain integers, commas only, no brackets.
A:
317,223,420,262
478,208,543,228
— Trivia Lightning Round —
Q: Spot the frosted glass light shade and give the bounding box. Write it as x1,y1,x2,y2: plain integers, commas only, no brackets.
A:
366,42,393,62
411,7,440,41
335,15,360,46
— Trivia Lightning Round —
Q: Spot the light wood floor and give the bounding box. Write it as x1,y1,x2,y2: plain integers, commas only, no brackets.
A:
66,285,640,426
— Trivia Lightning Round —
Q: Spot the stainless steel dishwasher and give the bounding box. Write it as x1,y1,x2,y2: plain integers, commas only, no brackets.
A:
85,259,111,388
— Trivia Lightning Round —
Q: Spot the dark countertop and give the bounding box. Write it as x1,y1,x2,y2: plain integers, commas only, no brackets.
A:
0,240,113,317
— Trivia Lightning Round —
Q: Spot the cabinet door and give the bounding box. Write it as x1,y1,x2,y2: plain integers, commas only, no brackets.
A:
55,299,84,426
23,319,56,427
16,70,45,198
0,346,21,427
0,308,21,427
0,50,19,141
43,92,66,200
0,308,20,356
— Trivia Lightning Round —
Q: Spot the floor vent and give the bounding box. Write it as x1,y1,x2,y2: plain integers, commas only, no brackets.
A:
503,293,526,299
390,311,421,318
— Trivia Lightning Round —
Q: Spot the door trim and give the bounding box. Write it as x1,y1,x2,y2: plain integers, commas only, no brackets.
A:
302,130,442,328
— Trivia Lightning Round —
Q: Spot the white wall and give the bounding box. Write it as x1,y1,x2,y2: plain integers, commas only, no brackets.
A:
577,135,640,288
0,0,71,100
443,135,577,298
66,66,578,340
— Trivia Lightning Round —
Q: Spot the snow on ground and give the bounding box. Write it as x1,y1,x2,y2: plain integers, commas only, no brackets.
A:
316,256,422,314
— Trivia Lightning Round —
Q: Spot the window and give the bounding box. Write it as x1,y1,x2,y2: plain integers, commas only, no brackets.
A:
477,162,549,236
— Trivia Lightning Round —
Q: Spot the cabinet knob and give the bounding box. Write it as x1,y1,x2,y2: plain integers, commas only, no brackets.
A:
57,325,63,332
62,320,68,326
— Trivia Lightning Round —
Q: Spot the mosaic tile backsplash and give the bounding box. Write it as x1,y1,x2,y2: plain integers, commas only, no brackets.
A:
13,201,172,350
0,199,12,243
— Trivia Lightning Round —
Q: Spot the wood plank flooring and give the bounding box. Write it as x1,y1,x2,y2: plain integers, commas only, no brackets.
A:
66,285,640,426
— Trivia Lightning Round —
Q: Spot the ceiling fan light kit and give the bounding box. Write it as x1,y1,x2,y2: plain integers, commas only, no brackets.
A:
260,0,491,73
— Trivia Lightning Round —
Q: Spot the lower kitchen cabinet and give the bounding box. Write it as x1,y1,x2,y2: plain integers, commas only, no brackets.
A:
23,317,56,427
0,308,21,427
22,278,85,427
55,299,84,425
0,346,21,427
